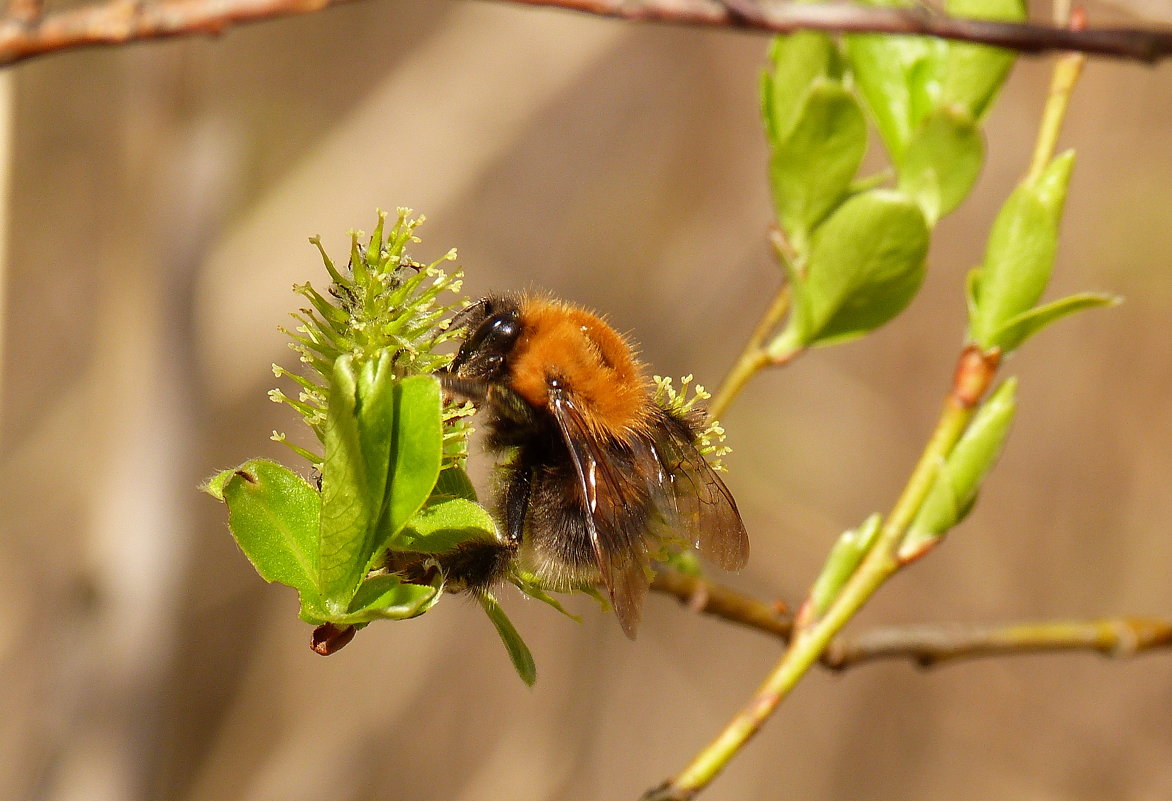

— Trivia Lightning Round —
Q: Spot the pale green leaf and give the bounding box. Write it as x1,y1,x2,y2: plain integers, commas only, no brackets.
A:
898,107,984,223
969,151,1076,350
211,459,323,612
781,190,929,348
940,0,1026,120
399,496,498,554
480,593,537,686
901,378,1017,558
762,31,836,147
770,81,868,251
990,293,1121,353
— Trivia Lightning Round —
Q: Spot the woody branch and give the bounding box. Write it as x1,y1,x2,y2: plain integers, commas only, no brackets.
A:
651,569,1172,669
2,0,1172,66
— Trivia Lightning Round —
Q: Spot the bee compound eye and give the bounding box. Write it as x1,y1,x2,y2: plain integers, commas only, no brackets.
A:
486,314,517,343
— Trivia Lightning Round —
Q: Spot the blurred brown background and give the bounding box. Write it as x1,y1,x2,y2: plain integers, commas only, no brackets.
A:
2,1,1170,799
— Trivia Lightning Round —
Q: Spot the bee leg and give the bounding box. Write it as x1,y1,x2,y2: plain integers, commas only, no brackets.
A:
428,463,529,594
437,373,536,427
501,462,532,546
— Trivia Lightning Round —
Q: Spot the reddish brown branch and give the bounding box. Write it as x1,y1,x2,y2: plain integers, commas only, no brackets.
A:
0,0,363,65
651,568,793,638
2,0,1172,66
652,569,1172,668
503,0,1172,63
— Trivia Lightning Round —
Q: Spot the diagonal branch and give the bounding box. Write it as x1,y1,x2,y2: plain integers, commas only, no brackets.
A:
2,0,1172,67
651,569,1172,668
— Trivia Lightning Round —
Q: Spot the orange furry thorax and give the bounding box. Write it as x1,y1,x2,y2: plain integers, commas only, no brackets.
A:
506,298,651,440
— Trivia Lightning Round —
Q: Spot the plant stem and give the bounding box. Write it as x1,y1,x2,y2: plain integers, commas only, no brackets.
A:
657,26,1090,789
1027,15,1088,182
665,350,994,797
651,569,792,639
823,617,1172,667
652,569,1172,667
653,10,1095,798
708,285,791,420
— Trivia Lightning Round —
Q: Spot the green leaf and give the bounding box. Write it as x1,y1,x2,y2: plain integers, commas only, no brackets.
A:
337,574,442,624
900,378,1017,559
847,0,1021,154
209,459,323,611
965,266,982,322
845,0,943,162
318,356,376,606
809,514,882,618
511,577,583,622
845,33,913,159
969,151,1076,350
201,469,234,501
940,0,1026,120
373,374,444,554
398,496,497,554
762,31,836,147
318,359,443,610
990,293,1121,353
898,107,984,223
905,44,946,131
1033,148,1077,208
769,81,868,252
354,351,398,502
480,593,537,686
433,465,478,502
777,189,929,350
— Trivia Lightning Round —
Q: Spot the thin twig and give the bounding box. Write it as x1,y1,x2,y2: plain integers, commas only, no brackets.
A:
2,0,1172,67
651,569,1172,669
1028,10,1087,182
651,569,793,639
707,283,791,420
503,0,1172,63
0,0,363,65
822,617,1172,668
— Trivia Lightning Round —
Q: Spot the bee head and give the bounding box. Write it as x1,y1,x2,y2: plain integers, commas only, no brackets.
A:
449,296,522,381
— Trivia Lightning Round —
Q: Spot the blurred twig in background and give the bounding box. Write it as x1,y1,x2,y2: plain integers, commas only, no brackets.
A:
1,0,1172,66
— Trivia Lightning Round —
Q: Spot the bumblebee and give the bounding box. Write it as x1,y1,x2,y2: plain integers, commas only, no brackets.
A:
439,295,748,638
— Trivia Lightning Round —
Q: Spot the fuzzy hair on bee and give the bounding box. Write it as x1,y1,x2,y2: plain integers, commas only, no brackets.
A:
437,294,749,638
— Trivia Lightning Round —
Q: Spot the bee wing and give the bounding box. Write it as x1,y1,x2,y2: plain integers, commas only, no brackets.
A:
652,416,749,571
549,391,650,639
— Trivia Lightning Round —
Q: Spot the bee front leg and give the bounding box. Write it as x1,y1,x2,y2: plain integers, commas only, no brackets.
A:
501,462,532,546
437,373,536,427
